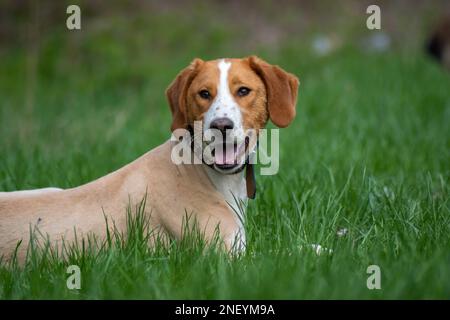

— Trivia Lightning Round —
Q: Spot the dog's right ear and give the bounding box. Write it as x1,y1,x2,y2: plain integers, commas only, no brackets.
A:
166,58,204,131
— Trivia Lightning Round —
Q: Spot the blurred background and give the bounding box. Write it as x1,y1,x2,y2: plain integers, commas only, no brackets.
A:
0,0,449,189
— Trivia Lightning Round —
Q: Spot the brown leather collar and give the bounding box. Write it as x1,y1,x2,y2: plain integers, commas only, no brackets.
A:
245,163,256,199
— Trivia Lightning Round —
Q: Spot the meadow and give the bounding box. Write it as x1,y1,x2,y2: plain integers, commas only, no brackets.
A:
0,2,449,299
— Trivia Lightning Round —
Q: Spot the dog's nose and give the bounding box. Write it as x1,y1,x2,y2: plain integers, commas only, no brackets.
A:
209,117,234,133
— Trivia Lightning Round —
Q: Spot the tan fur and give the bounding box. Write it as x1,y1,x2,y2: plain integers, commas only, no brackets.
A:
228,58,269,132
185,60,221,125
0,56,299,261
248,56,299,128
0,141,237,261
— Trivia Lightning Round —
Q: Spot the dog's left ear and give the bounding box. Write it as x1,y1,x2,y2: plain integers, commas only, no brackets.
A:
248,56,299,128
166,58,204,131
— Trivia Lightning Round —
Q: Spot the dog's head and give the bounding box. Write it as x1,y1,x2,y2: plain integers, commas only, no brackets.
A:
166,56,299,174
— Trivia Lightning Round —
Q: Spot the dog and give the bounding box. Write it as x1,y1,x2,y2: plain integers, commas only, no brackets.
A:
0,56,299,261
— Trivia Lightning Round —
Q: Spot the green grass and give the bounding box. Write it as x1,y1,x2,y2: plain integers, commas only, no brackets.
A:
0,7,449,299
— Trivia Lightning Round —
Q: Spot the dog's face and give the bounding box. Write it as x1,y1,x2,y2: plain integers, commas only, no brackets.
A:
167,56,299,174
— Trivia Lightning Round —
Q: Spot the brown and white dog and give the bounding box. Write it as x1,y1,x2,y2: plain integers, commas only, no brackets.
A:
0,56,299,261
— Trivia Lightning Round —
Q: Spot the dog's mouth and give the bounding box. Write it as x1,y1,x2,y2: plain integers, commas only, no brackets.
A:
211,138,249,173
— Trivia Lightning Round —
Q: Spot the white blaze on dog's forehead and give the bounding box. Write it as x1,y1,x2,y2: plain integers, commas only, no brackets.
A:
203,59,243,135
217,59,231,97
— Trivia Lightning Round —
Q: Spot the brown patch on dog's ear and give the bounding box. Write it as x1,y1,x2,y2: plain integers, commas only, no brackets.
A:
166,58,204,131
248,56,299,128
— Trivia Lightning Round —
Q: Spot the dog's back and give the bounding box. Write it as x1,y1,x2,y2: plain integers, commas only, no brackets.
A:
0,140,236,261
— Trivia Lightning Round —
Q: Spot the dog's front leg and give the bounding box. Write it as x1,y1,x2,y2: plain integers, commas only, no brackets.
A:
205,218,246,255
160,205,246,254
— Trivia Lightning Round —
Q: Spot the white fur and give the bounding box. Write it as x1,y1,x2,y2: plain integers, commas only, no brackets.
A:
204,165,247,252
203,59,244,143
201,59,248,251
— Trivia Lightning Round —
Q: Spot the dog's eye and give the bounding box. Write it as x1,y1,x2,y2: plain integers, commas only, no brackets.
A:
237,87,251,97
199,90,211,100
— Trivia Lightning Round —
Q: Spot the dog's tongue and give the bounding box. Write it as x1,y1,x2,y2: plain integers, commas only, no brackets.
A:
215,145,235,165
